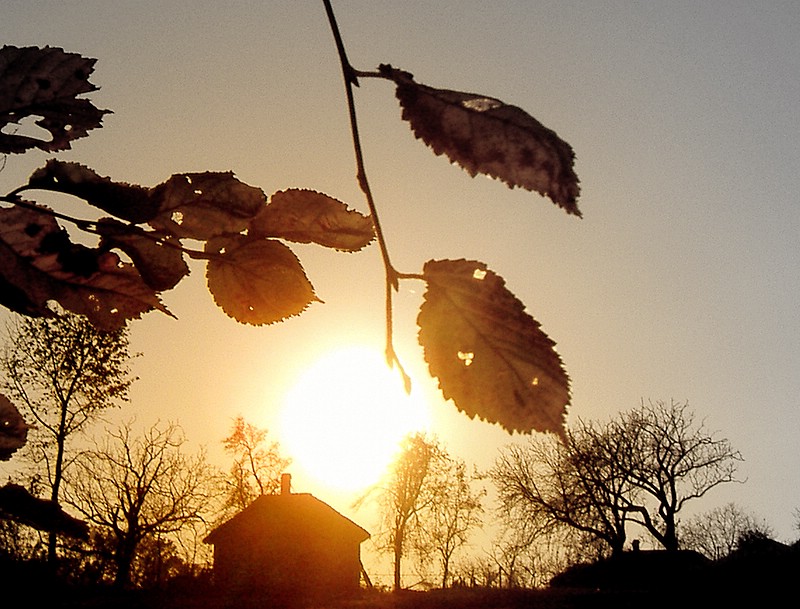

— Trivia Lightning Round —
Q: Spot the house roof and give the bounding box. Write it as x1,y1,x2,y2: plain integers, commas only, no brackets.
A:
204,492,370,546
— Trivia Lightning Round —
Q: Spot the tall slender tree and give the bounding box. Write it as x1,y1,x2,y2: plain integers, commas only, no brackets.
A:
365,433,448,590
417,457,484,588
220,415,289,517
0,311,136,564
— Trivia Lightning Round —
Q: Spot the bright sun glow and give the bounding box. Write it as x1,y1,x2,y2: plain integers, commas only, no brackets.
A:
279,345,430,493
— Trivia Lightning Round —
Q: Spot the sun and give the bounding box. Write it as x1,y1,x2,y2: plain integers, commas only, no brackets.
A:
278,345,430,493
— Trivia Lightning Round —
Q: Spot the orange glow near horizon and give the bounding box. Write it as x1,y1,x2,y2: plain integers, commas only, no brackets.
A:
278,345,430,493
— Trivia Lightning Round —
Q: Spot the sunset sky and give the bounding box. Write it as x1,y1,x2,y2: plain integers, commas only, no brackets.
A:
2,0,799,562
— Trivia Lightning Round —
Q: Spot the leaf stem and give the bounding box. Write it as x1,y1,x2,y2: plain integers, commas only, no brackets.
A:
323,0,410,387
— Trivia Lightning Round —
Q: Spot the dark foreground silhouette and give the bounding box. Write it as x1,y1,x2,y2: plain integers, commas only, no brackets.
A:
7,541,798,609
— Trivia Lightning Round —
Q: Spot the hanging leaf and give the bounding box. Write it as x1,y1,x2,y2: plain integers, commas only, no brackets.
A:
0,45,108,154
206,236,319,325
381,65,580,216
149,172,267,240
418,258,569,436
250,189,375,252
96,219,189,291
0,394,28,461
0,203,171,330
27,160,158,223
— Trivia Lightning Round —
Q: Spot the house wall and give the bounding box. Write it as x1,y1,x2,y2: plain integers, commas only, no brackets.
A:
213,529,363,596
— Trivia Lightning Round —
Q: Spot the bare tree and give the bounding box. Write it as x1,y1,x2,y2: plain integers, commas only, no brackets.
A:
614,399,743,551
491,422,636,559
417,458,484,588
364,433,445,590
681,502,772,560
220,415,289,517
0,311,136,563
493,400,742,557
65,420,216,589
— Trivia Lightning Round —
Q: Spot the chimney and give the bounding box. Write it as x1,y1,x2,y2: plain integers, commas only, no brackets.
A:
280,473,291,495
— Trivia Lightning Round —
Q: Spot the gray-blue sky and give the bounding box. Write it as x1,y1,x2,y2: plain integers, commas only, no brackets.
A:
2,1,799,546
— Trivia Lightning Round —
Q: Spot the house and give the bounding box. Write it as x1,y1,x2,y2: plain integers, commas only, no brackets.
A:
204,474,370,597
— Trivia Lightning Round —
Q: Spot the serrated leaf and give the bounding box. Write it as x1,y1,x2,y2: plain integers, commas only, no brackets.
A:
382,65,580,216
0,394,28,461
0,203,171,330
418,258,569,436
97,219,189,291
28,160,158,223
206,236,319,325
149,172,267,240
0,45,108,153
250,189,375,252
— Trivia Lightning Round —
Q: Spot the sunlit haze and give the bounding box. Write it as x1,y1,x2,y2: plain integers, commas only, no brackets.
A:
1,1,799,574
279,345,430,493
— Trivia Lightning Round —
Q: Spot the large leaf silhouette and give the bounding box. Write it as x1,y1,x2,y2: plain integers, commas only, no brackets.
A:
97,219,189,292
250,189,375,252
149,172,267,240
382,65,580,216
0,203,171,330
0,394,28,461
28,160,157,223
206,235,319,325
0,483,88,539
0,46,108,153
418,259,569,436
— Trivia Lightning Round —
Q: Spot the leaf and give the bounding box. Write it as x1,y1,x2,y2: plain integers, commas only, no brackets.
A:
250,189,375,252
28,160,158,223
206,236,319,325
382,65,581,216
418,259,569,436
0,394,28,461
149,172,267,240
97,219,189,291
0,203,172,330
0,483,88,539
0,45,108,153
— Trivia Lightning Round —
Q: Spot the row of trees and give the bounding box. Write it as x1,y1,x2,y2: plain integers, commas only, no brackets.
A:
0,310,290,588
0,310,780,591
371,400,765,590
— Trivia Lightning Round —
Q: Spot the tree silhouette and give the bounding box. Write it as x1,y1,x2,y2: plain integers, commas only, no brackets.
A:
0,310,135,564
492,422,635,559
362,433,443,590
493,400,742,556
615,400,743,552
681,502,772,560
220,415,290,517
415,456,484,588
0,0,580,437
65,420,216,589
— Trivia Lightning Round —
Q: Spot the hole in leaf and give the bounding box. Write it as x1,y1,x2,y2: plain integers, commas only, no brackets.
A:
193,189,203,196
472,269,487,280
531,377,539,386
457,351,474,366
171,211,184,225
185,175,193,184
461,97,502,112
0,114,51,141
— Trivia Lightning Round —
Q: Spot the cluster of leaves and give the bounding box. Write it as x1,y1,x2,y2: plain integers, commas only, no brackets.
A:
0,2,581,438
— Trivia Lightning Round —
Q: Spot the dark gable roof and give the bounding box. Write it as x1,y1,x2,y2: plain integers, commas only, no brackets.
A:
204,493,369,545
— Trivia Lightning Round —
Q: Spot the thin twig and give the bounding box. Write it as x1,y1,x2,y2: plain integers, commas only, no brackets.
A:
0,191,215,261
322,0,411,387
